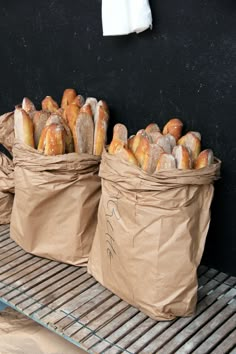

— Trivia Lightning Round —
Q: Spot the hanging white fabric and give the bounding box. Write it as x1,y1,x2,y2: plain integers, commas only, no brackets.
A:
102,0,153,36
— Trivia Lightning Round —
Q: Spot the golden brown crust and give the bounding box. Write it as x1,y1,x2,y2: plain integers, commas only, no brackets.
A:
177,132,201,161
61,89,77,110
44,124,65,156
194,149,214,169
156,153,176,171
93,101,109,156
115,146,139,166
172,145,192,169
41,96,59,113
145,123,160,134
162,118,183,141
22,97,36,114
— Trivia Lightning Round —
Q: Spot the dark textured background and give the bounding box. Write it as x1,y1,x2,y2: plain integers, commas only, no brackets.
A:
0,0,235,275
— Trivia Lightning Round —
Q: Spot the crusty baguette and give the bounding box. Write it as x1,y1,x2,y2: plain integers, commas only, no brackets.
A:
109,123,128,155
148,131,163,144
163,118,183,141
156,135,172,154
74,104,94,154
44,124,65,156
46,113,74,153
156,153,176,172
22,97,36,114
128,129,147,153
42,96,59,113
33,110,50,147
165,134,176,151
177,132,201,161
93,100,109,156
142,143,164,174
189,131,201,140
194,149,214,169
61,89,77,110
38,125,49,152
172,145,192,169
134,134,150,166
85,97,98,118
145,123,160,134
72,95,85,108
115,146,139,166
14,108,34,148
64,103,80,132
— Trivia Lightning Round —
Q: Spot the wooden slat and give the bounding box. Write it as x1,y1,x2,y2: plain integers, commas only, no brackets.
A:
0,230,235,354
25,270,92,316
194,318,236,354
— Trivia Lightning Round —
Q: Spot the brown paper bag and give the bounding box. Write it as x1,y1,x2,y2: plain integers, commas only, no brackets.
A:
10,141,101,266
88,150,221,321
0,152,14,224
0,111,14,153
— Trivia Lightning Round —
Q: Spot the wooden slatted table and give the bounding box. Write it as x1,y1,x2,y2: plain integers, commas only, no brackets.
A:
0,224,235,353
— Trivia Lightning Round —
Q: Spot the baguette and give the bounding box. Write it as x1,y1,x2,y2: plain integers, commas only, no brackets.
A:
194,149,214,169
14,108,34,148
134,135,150,166
22,97,36,114
115,146,139,166
145,123,160,134
44,124,65,156
85,97,98,118
42,96,59,113
177,132,201,161
109,123,127,155
129,129,147,153
93,100,109,156
142,143,164,173
74,104,94,154
156,153,176,172
33,110,50,147
172,145,192,169
163,118,183,141
61,89,77,109
156,135,172,154
46,113,74,153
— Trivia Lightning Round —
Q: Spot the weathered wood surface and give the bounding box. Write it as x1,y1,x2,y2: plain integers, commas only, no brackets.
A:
0,226,235,353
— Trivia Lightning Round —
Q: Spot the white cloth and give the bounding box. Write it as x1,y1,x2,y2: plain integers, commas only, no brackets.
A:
102,0,153,36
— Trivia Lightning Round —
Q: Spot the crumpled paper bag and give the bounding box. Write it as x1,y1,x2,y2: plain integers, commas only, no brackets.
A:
10,141,101,266
102,0,153,36
88,150,221,320
0,112,14,154
0,152,14,224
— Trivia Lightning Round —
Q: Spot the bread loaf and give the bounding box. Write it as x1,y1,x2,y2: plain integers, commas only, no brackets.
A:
115,146,139,166
22,97,36,114
93,100,109,156
33,110,50,147
85,97,98,117
194,149,214,169
42,96,59,113
172,145,192,169
156,135,172,154
44,124,65,156
129,129,147,153
145,123,160,134
163,118,183,141
46,113,74,153
134,135,150,166
74,104,94,154
61,89,77,110
177,132,201,161
156,153,176,171
142,144,164,174
14,108,34,148
109,124,128,154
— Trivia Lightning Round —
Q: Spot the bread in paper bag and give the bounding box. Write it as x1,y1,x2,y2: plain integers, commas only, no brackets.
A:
88,149,221,320
10,141,101,265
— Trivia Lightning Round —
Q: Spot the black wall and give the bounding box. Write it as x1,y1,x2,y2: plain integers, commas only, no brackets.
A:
0,0,235,275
